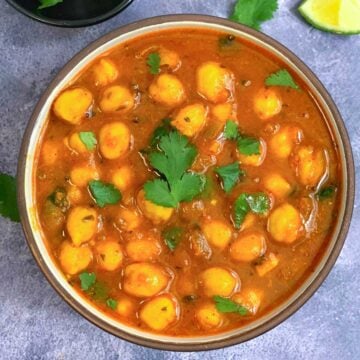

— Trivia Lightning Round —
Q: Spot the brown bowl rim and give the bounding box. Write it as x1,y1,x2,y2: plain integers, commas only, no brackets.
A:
17,14,355,351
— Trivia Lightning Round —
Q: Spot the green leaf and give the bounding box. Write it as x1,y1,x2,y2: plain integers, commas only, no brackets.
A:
79,272,96,291
213,296,248,315
144,179,177,208
265,69,299,89
171,173,205,202
215,163,245,193
0,174,20,222
79,132,97,151
233,193,250,229
89,180,122,208
48,187,69,213
150,118,173,148
106,298,118,310
38,0,63,10
317,185,336,200
230,0,278,30
237,136,261,155
224,120,239,140
162,227,183,251
89,282,109,301
147,52,161,75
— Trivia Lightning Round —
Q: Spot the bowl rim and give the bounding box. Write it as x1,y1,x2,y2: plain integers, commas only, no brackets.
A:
5,0,134,28
17,14,355,351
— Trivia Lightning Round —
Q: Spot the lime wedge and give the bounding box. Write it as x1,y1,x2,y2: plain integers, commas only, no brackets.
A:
299,0,360,34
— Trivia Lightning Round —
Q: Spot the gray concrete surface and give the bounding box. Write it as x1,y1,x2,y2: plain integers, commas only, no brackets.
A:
0,0,359,359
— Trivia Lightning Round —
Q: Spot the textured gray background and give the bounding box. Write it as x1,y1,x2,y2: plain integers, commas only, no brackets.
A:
0,0,359,359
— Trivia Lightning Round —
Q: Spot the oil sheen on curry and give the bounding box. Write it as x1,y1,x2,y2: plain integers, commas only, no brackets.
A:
35,29,340,336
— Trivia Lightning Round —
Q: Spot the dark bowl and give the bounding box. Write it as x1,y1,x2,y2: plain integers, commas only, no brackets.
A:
6,0,133,27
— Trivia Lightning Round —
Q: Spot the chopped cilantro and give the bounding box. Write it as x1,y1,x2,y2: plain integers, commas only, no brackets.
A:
224,120,239,140
79,272,96,291
106,298,118,310
317,185,336,200
144,131,205,208
162,227,183,251
0,173,20,222
265,69,299,89
230,0,278,30
150,118,173,148
213,296,248,315
215,163,245,193
79,132,97,151
237,136,261,155
89,180,122,208
147,52,161,75
38,0,63,10
48,187,69,213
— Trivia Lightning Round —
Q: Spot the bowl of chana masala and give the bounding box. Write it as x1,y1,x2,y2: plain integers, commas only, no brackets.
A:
18,15,354,350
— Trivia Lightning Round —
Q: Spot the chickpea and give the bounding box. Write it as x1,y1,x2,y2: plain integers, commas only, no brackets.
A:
202,220,232,250
53,87,93,125
137,190,173,224
99,122,131,160
199,267,238,297
159,48,181,70
230,231,267,262
67,133,89,154
253,88,282,120
195,303,223,329
70,166,99,187
232,288,263,315
59,242,92,275
255,253,279,277
112,166,133,192
67,185,83,205
95,240,123,271
126,237,162,262
140,294,178,331
293,146,326,186
41,140,60,166
270,126,303,159
171,103,207,137
176,275,197,296
149,74,186,107
118,208,142,231
92,58,118,87
263,173,292,199
116,296,135,317
66,206,98,246
237,138,267,167
240,213,257,231
99,85,134,113
211,103,233,124
196,61,234,103
268,203,302,243
123,262,170,297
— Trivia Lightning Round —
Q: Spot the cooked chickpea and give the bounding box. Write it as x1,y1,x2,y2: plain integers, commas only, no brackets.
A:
99,122,131,160
270,126,303,159
126,237,162,261
67,133,89,154
255,252,279,277
263,173,292,199
123,262,170,298
116,296,135,317
196,61,233,103
176,275,197,296
112,166,133,192
92,58,118,86
202,220,232,250
232,288,263,315
66,206,98,246
67,185,83,205
41,140,60,166
195,303,223,329
294,146,326,186
253,88,282,120
59,242,92,275
237,138,267,167
118,208,142,231
53,87,93,125
199,267,238,297
137,190,173,224
268,203,302,243
149,74,186,107
140,294,178,331
99,85,134,113
70,166,99,187
211,103,233,124
95,240,123,271
159,48,181,70
240,213,257,231
171,103,207,137
230,231,267,262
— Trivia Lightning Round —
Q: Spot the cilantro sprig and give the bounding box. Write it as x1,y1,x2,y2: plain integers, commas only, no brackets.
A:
215,163,245,193
265,69,299,89
213,296,248,315
79,272,114,304
147,52,161,75
224,120,240,140
38,0,63,10
144,131,205,208
79,132,97,151
0,173,20,222
89,180,122,208
230,0,278,31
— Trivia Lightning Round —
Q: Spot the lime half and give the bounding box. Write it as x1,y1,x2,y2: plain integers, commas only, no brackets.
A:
299,0,360,34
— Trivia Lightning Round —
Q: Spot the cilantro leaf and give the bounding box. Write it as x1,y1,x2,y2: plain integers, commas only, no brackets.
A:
265,69,299,89
144,179,177,207
224,120,239,140
79,132,97,151
233,192,270,228
79,272,96,291
215,163,245,193
213,296,248,315
89,180,122,208
48,187,69,213
38,0,63,9
106,298,118,310
237,136,261,155
147,52,161,75
150,118,173,148
230,0,278,31
0,173,20,222
317,185,336,200
162,227,183,251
